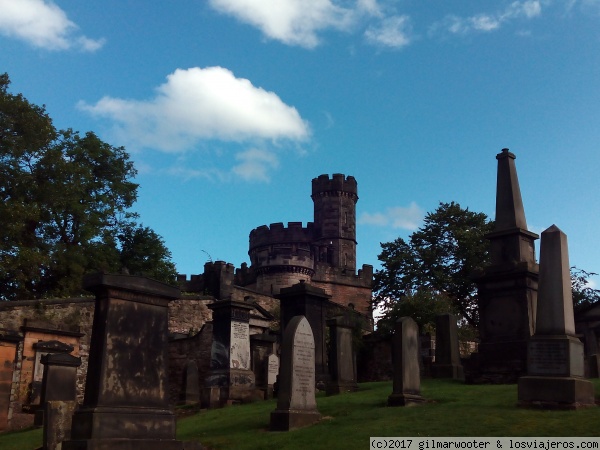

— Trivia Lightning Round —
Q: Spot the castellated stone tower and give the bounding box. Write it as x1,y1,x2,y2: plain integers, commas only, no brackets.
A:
311,174,358,272
245,174,372,316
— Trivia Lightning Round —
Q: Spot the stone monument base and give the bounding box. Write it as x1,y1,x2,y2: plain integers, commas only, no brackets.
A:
517,376,595,409
270,409,321,431
325,381,358,396
67,407,177,441
387,393,425,407
204,368,257,404
431,364,464,380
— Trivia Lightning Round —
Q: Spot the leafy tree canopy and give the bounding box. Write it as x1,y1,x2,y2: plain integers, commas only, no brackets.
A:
0,74,176,300
373,201,494,328
571,267,600,311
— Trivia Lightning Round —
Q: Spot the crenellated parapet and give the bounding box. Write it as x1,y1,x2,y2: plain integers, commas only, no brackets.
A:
249,222,314,250
249,222,316,278
311,173,358,201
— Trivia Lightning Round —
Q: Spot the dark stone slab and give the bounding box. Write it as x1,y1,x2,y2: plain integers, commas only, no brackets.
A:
326,315,358,395
42,400,77,450
277,281,330,384
62,273,199,449
181,360,200,405
204,300,256,405
388,317,424,407
432,313,464,380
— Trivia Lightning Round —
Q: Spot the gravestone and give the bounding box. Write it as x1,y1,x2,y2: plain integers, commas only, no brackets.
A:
270,316,321,431
62,273,200,450
326,315,358,395
250,333,277,398
388,317,425,406
431,314,464,380
31,340,75,409
35,352,81,427
43,400,77,450
203,300,256,406
518,226,595,409
276,281,330,385
469,149,539,383
181,360,200,405
266,353,279,399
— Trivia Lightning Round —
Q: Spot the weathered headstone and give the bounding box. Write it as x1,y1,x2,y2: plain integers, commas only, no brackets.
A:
250,333,277,398
388,317,425,406
518,226,595,409
181,360,200,405
266,353,279,399
326,315,358,395
431,313,464,380
276,281,330,385
36,352,81,427
270,316,321,431
468,149,539,383
62,273,200,450
31,340,75,410
43,400,77,450
203,300,257,406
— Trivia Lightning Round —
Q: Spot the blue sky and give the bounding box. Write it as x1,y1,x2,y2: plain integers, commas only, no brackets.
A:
1,0,599,283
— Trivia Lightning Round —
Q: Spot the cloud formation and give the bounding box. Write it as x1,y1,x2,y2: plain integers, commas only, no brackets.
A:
365,15,412,48
209,0,356,48
0,0,104,51
430,0,542,36
209,0,402,48
80,67,309,182
359,202,424,230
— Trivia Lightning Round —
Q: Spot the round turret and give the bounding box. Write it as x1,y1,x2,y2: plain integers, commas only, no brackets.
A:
248,222,316,295
311,173,358,271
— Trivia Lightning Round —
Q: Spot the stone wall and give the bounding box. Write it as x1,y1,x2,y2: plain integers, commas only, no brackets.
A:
168,323,213,405
0,287,280,430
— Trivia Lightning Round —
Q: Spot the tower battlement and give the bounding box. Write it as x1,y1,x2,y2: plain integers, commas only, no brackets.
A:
311,173,358,199
249,222,314,250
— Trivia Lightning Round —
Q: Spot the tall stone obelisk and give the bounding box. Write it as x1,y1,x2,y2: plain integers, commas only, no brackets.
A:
467,149,539,383
518,226,594,408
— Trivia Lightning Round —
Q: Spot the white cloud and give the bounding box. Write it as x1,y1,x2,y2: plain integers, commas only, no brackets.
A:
430,0,542,37
79,67,310,152
0,0,104,51
209,0,356,48
208,0,403,48
359,202,424,230
365,15,412,48
232,148,279,182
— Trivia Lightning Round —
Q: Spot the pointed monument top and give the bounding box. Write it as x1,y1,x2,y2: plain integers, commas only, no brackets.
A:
494,148,528,231
536,224,575,336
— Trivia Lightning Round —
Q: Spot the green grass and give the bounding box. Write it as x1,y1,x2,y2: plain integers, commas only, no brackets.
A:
2,379,600,450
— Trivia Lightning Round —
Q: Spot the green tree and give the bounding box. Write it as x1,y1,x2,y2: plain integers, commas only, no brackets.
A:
0,74,176,300
118,224,177,285
375,289,456,336
571,267,600,311
373,201,494,328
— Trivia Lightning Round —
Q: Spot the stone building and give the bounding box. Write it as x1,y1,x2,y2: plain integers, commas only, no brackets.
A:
0,173,373,431
180,174,373,316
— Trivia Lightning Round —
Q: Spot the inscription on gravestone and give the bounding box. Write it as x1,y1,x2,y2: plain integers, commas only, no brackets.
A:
291,325,315,409
270,316,321,431
267,354,279,386
230,321,250,370
528,340,568,375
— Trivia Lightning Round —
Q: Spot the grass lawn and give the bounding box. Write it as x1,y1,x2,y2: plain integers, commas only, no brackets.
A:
2,379,600,450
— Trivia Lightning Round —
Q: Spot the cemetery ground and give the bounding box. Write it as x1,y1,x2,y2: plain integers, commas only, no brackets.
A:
2,379,600,450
